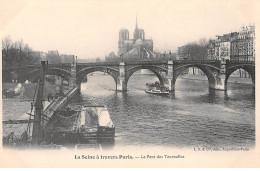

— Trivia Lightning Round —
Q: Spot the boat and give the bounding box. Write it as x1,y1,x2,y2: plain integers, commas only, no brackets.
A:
44,104,115,149
145,81,169,95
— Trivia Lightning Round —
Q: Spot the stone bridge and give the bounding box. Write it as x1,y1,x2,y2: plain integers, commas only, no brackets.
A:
2,58,255,92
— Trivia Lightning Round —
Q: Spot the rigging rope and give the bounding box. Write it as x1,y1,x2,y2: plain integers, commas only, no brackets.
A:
26,80,40,138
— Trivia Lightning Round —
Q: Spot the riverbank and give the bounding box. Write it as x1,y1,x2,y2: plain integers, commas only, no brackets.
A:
2,83,75,140
178,74,252,84
2,81,71,99
2,82,55,99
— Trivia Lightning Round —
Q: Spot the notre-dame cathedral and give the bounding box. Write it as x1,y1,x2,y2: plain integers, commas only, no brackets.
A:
118,18,154,59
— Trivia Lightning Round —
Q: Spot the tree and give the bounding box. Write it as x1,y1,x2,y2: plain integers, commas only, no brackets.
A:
2,36,41,66
46,51,61,64
177,39,209,60
2,36,12,65
17,39,24,65
96,57,101,62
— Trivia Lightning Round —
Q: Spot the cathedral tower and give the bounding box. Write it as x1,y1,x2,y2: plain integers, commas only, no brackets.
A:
118,29,129,56
119,29,129,41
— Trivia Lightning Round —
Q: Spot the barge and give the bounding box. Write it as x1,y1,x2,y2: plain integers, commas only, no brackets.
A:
44,104,115,149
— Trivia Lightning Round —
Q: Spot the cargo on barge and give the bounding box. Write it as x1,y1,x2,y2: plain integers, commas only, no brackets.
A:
43,104,115,149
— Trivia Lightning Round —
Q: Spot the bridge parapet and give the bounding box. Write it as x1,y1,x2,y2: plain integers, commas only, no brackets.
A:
226,60,255,65
3,60,222,72
48,63,71,71
172,60,221,68
2,64,41,71
76,63,119,73
173,59,220,63
3,63,72,70
124,61,168,65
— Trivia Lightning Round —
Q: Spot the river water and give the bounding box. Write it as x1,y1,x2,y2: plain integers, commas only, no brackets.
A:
80,73,255,148
2,72,255,149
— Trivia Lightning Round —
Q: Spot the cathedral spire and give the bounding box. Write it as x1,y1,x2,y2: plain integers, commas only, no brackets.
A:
134,15,139,41
135,15,138,30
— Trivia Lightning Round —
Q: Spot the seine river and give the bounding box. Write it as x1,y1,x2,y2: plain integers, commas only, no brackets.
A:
2,72,255,149
80,72,255,148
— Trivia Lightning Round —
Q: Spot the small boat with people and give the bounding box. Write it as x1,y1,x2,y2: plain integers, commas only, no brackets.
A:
145,81,170,95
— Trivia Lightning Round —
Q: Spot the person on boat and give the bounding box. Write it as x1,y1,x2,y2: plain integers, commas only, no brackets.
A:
21,131,28,143
80,125,85,132
30,102,34,113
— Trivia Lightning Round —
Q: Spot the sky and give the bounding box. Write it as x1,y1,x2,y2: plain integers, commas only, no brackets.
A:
0,0,257,60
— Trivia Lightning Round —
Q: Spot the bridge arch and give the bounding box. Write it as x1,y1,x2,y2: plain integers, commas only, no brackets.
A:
76,66,119,85
226,64,255,85
173,64,221,90
25,68,71,82
125,65,167,88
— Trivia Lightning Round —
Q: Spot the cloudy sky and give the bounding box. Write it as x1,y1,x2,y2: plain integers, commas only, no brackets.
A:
0,0,257,59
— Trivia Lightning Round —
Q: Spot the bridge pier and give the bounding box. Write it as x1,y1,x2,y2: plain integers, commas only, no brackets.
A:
164,60,175,92
209,75,226,90
69,55,77,88
209,59,227,91
116,62,127,91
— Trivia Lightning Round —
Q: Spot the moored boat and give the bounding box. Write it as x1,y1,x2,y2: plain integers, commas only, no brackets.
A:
44,104,115,149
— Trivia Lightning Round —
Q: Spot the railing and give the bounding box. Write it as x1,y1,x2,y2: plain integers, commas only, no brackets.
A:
77,60,221,66
125,61,168,65
172,59,220,63
77,62,119,66
226,60,255,64
3,59,255,69
2,63,72,70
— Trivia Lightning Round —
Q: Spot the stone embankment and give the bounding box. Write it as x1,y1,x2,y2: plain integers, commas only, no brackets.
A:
179,74,252,84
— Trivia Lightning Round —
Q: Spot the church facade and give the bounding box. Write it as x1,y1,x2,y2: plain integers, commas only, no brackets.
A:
118,19,154,59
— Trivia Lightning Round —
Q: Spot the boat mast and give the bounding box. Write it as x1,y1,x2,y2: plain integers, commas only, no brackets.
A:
32,61,46,146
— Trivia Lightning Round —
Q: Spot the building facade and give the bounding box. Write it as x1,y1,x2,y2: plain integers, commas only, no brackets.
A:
207,24,255,61
177,24,255,77
236,25,255,61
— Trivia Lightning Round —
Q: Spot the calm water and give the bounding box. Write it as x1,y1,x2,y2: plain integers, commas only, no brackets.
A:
2,73,255,148
80,73,255,148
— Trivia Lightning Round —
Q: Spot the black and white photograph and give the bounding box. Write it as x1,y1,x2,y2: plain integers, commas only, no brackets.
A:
0,0,259,168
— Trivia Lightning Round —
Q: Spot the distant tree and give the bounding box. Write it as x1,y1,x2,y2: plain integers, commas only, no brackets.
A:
96,57,101,62
60,54,73,63
177,38,209,60
2,36,41,66
2,36,12,65
17,39,24,65
47,51,61,64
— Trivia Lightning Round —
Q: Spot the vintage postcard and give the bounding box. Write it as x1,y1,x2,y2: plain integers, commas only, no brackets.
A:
0,0,259,168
